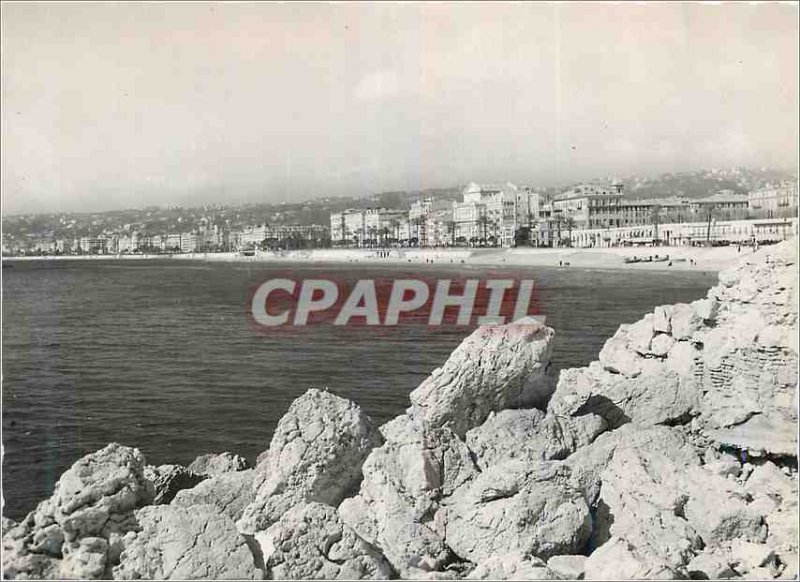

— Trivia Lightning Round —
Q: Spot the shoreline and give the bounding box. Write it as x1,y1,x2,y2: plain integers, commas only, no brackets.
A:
1,244,760,272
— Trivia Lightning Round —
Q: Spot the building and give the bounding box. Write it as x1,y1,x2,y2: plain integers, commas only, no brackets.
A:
180,233,198,253
410,198,452,246
565,217,797,248
118,233,139,253
343,210,366,246
238,225,268,249
165,233,182,251
330,212,347,245
261,224,330,248
452,182,544,247
78,237,108,254
363,208,406,246
330,208,404,247
689,191,749,220
748,182,799,218
550,183,624,231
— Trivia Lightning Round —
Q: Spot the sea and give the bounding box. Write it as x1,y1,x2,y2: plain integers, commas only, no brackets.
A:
1,259,717,520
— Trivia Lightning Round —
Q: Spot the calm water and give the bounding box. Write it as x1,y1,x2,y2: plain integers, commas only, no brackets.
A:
1,259,716,519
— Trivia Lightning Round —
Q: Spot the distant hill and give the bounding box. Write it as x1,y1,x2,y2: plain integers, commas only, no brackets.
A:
620,168,797,200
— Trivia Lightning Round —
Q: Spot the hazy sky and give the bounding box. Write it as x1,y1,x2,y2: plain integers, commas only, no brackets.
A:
2,2,798,214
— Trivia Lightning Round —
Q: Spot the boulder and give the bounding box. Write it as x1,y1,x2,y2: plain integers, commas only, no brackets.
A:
626,315,655,355
144,464,204,504
48,443,152,543
598,336,643,377
465,408,606,469
2,443,151,579
59,536,108,579
686,550,738,579
546,554,587,580
339,414,476,575
652,305,673,334
682,466,766,547
172,469,255,522
704,416,798,458
409,319,555,437
187,452,249,477
443,461,591,563
548,361,699,428
591,426,703,576
256,502,392,580
2,517,16,537
670,303,703,340
693,297,719,322
466,553,550,580
649,333,675,357
113,504,259,580
237,389,381,535
584,537,682,580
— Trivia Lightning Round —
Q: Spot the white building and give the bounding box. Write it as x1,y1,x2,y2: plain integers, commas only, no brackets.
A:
748,182,798,218
453,182,540,247
410,198,452,246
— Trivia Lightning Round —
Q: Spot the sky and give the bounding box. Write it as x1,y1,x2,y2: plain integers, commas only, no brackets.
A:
1,2,798,215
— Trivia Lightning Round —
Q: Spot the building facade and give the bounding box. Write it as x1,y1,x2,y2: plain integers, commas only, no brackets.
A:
748,182,799,218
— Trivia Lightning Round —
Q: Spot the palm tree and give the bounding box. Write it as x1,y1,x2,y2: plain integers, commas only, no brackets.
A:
477,214,491,246
445,220,457,246
390,219,401,245
564,216,576,248
379,226,390,247
526,213,538,247
410,217,424,247
705,204,716,244
650,204,662,245
366,226,378,248
555,214,563,247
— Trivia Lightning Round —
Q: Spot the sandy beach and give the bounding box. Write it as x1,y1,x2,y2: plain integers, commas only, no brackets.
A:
3,243,766,272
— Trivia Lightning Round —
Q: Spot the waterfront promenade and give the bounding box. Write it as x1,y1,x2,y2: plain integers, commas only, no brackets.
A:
3,243,765,272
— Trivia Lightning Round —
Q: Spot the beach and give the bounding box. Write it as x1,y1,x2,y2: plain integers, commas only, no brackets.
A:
3,243,762,272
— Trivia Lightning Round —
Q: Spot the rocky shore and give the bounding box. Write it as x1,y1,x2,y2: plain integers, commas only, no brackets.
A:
3,240,798,580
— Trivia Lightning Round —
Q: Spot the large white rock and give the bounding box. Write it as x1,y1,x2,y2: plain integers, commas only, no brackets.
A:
256,502,392,580
50,443,152,544
113,504,258,579
237,389,382,535
670,303,704,340
187,452,249,477
465,408,606,470
626,315,655,355
548,361,700,428
682,466,767,547
409,319,555,437
466,553,550,580
591,426,703,577
443,461,591,563
546,554,587,580
2,443,151,579
652,305,673,334
597,336,644,377
338,414,476,576
584,537,680,580
60,536,108,579
171,469,255,521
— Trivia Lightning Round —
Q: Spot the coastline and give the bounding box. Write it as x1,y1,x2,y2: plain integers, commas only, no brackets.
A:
2,244,756,272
